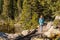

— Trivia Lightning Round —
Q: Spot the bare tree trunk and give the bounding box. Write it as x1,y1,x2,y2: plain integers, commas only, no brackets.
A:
14,0,22,22
17,0,21,14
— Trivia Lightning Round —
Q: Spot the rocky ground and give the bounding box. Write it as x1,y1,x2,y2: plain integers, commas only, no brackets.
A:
0,22,60,40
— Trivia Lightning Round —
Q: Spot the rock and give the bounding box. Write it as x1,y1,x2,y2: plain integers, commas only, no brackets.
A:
7,33,19,40
43,22,53,32
31,37,44,40
43,26,54,37
55,16,60,20
30,29,35,32
37,22,60,38
21,30,29,36
44,26,60,37
46,22,53,28
0,32,8,38
0,37,5,40
0,32,8,40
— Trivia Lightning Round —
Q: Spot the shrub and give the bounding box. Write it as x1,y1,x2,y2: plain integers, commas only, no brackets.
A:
53,19,60,27
0,20,15,33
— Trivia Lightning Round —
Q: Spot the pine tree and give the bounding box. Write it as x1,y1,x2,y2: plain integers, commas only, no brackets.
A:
20,0,32,30
13,0,18,20
36,0,60,19
17,0,22,14
2,0,10,16
31,0,38,29
8,0,15,20
14,0,22,22
1,0,10,21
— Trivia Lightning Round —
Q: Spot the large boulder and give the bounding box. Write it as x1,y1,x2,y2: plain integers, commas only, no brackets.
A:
31,38,44,40
55,16,60,20
21,30,29,36
0,32,8,38
0,32,8,40
21,29,35,36
44,26,60,37
6,33,20,40
44,21,53,31
0,37,6,40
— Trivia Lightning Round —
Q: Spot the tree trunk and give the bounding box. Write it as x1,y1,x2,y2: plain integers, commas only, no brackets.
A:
17,0,21,14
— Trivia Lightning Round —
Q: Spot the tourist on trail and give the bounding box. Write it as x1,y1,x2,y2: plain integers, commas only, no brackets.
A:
39,15,44,33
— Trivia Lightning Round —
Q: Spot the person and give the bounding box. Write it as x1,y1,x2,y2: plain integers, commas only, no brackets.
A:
39,15,44,33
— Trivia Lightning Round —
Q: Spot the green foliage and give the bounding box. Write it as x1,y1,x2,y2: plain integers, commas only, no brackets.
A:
53,12,60,16
0,0,60,32
0,20,15,33
31,0,38,29
20,0,39,30
31,13,38,29
20,0,31,30
53,19,60,26
38,0,60,19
